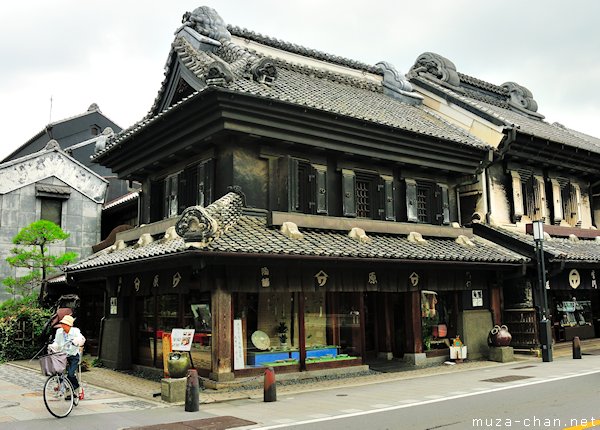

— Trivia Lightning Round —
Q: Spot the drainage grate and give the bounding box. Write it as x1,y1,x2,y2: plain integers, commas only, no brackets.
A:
511,365,536,370
481,375,534,383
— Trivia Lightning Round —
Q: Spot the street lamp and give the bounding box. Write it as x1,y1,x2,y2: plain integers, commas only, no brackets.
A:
532,220,552,362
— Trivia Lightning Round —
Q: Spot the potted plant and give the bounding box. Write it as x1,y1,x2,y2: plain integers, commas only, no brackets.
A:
277,321,288,348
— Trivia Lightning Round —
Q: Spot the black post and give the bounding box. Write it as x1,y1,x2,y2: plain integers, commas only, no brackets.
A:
185,368,200,412
535,233,552,362
573,336,582,359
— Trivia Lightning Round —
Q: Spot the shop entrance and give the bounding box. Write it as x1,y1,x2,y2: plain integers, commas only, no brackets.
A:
364,292,406,360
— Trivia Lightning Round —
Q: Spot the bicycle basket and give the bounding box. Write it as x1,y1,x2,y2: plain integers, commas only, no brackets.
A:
39,352,67,376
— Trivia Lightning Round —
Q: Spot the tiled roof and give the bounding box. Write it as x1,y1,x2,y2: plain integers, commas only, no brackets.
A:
67,193,527,272
103,190,140,211
93,16,487,160
227,26,382,74
410,68,600,154
481,224,600,263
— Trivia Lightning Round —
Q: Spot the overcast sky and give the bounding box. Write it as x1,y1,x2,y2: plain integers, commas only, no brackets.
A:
1,1,599,161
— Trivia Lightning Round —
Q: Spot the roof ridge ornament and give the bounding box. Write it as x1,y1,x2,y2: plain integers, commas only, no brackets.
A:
409,52,460,87
181,6,231,43
502,81,544,119
176,190,245,247
375,61,422,105
44,140,61,151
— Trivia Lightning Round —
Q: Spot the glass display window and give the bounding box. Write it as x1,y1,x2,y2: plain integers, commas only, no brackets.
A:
304,292,362,364
233,292,299,369
185,292,212,371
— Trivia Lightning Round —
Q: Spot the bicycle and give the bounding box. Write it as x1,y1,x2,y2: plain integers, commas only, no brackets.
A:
39,351,81,418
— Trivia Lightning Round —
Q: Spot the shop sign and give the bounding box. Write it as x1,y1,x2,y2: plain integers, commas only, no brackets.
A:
592,270,597,289
465,271,472,289
110,297,117,314
233,319,245,370
569,269,581,289
134,277,141,292
409,272,420,287
172,272,182,288
472,290,483,307
315,270,329,287
368,272,378,285
260,267,270,288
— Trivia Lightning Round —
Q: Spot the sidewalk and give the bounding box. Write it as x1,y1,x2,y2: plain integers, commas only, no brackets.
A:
10,337,599,405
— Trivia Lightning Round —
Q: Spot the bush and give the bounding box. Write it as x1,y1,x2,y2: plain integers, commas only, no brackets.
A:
0,294,52,362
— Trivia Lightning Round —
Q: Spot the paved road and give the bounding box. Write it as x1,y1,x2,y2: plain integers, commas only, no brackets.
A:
2,354,600,429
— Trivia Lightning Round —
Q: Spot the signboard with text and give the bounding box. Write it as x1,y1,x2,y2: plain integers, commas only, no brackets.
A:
171,328,195,352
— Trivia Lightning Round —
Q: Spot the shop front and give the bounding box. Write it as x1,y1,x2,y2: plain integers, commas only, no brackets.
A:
548,268,600,342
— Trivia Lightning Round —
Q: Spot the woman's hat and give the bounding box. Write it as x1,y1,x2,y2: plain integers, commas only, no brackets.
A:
59,315,75,327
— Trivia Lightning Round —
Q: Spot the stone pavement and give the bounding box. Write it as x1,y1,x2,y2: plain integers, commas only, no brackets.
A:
2,337,599,428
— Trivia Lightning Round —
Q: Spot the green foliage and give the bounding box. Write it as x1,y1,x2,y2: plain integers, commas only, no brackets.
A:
0,294,52,362
91,357,104,368
2,220,77,300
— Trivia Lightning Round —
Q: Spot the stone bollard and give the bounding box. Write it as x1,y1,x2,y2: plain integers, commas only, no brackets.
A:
185,368,200,412
264,366,277,402
573,336,582,359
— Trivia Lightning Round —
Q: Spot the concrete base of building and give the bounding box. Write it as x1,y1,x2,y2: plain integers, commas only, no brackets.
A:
378,352,393,360
161,377,186,403
488,346,514,363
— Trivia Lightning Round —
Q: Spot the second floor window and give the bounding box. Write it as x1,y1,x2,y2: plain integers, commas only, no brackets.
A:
342,169,395,221
150,159,214,221
405,178,449,225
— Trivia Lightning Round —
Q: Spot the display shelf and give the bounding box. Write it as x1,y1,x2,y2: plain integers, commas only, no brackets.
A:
503,308,538,348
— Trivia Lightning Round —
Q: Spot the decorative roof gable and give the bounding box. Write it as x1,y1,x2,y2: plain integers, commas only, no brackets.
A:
0,141,108,203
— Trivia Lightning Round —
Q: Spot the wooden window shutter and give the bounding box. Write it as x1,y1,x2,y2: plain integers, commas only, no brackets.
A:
571,183,582,227
164,175,178,218
342,169,357,217
150,180,164,222
550,178,563,224
436,183,450,225
312,164,328,215
405,178,418,222
277,156,299,212
378,175,395,221
197,159,215,207
510,171,524,222
533,175,546,221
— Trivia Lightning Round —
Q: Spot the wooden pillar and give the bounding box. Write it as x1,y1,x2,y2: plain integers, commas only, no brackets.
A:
376,293,393,358
405,290,423,354
490,285,502,325
209,276,234,381
298,292,306,370
358,293,366,361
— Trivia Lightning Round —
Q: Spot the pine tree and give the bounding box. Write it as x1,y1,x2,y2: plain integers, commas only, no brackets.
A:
3,220,77,303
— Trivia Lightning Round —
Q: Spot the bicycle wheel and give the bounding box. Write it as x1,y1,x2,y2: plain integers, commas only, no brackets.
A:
43,375,74,418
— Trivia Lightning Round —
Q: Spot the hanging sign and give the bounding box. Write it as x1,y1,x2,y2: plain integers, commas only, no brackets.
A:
569,269,581,289
472,290,483,307
171,328,195,352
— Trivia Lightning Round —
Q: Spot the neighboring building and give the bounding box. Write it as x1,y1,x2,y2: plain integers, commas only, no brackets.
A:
2,103,131,203
66,7,528,378
408,52,600,348
0,140,108,304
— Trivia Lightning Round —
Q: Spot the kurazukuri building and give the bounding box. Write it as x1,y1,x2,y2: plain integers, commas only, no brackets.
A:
66,7,528,381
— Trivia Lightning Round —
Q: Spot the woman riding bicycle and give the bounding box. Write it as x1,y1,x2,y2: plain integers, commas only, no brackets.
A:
48,315,85,397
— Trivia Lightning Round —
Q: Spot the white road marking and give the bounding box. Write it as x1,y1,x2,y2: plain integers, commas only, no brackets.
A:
252,369,600,430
